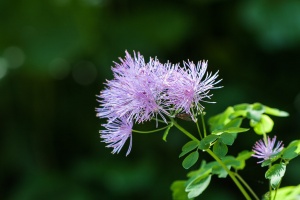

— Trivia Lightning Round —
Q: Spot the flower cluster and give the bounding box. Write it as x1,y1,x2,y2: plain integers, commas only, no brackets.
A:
97,51,221,155
252,136,284,163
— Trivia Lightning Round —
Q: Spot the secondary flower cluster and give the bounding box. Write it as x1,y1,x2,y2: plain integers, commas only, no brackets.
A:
96,51,221,155
252,136,284,163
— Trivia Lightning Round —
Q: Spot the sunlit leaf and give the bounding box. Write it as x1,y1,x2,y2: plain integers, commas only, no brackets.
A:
252,114,274,134
263,184,300,200
264,106,289,117
233,103,250,111
171,180,191,200
208,107,235,131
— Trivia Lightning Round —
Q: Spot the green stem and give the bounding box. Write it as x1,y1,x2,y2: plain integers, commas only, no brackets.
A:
234,172,259,200
169,117,199,142
206,149,251,200
273,179,282,200
200,111,207,137
269,163,272,200
133,125,170,134
195,120,203,139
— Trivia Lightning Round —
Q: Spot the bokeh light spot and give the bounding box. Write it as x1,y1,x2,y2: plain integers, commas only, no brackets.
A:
3,46,25,69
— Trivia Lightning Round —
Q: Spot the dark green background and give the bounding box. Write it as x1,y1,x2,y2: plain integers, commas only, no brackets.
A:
1,0,300,199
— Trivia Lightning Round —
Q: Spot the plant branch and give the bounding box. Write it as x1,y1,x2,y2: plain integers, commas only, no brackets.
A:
206,149,252,200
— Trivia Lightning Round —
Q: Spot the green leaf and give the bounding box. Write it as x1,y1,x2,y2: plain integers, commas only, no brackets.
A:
261,159,272,167
179,141,199,158
264,106,289,117
234,150,253,170
229,110,247,119
162,125,172,142
265,163,286,189
185,175,211,199
225,127,249,133
224,117,243,128
208,107,235,131
263,185,300,200
282,140,300,160
199,135,219,150
213,140,228,158
246,104,265,122
233,103,250,111
251,114,274,134
220,132,235,145
182,151,199,169
222,156,241,168
211,127,248,137
170,181,191,200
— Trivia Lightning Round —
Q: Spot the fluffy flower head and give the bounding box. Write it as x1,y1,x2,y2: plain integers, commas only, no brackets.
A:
252,136,284,163
165,60,222,121
100,117,133,156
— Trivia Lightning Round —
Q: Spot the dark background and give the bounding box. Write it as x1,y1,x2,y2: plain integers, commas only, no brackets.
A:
1,0,300,199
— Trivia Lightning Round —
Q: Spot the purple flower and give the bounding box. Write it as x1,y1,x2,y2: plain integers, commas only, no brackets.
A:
100,117,133,156
164,60,221,121
252,136,284,163
97,51,169,123
96,51,222,155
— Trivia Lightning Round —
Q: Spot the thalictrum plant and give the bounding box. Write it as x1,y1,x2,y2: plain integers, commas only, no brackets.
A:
96,51,300,200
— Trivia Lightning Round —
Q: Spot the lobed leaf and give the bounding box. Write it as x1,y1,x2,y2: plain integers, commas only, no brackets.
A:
251,114,274,134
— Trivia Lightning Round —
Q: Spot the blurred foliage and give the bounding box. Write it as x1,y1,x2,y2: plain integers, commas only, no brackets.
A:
0,0,299,199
